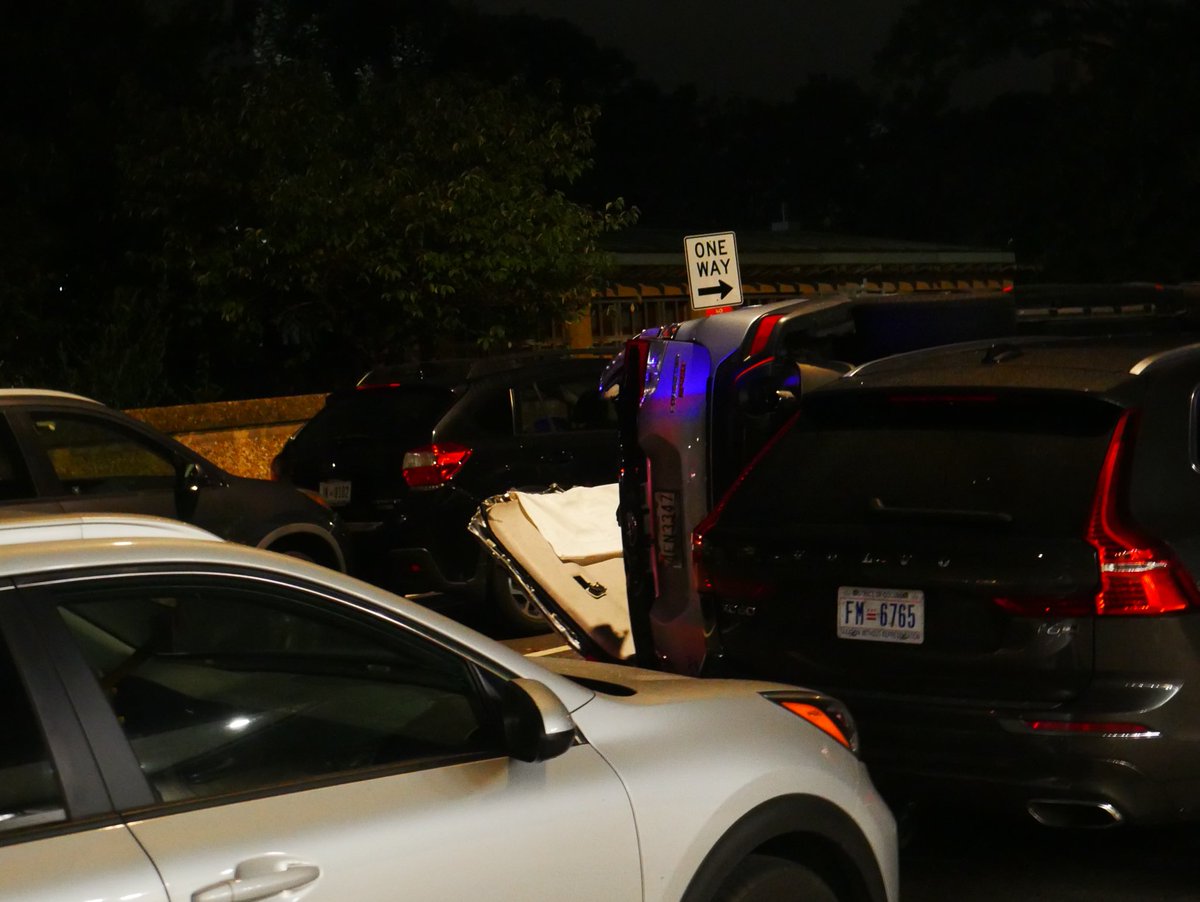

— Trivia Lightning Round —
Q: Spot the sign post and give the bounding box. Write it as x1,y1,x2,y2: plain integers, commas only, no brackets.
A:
684,231,743,311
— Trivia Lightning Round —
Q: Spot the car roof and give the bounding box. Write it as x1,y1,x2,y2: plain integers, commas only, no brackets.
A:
0,518,595,710
0,513,221,545
838,333,1200,395
0,388,102,405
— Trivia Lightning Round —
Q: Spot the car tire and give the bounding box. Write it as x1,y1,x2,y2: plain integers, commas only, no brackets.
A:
489,566,547,636
713,854,839,902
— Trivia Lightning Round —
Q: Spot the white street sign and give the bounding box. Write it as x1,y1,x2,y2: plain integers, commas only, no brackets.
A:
684,231,743,311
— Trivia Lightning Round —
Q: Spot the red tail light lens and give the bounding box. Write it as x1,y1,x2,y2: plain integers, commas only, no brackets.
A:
1086,410,1198,616
401,443,472,489
747,314,783,357
1024,719,1159,738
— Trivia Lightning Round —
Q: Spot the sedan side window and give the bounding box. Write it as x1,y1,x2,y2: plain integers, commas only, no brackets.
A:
28,413,176,496
51,581,507,805
0,634,65,832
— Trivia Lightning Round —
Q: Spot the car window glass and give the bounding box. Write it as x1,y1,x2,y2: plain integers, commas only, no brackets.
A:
52,581,506,804
723,392,1121,537
516,381,571,434
296,386,455,451
454,385,513,437
516,374,615,435
563,381,616,431
28,413,176,496
0,419,35,501
0,633,66,832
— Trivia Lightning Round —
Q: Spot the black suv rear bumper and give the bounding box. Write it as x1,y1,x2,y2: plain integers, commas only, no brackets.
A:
848,696,1200,826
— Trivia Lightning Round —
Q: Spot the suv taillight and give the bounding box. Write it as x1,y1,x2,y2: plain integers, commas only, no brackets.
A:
401,443,472,490
1087,410,1199,616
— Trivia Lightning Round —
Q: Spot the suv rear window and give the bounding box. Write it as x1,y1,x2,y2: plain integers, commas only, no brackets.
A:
295,386,456,450
723,391,1123,538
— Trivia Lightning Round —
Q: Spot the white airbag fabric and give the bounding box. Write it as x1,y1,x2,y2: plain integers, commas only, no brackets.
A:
514,484,621,564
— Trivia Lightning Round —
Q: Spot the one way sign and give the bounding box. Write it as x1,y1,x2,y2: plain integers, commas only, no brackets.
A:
684,231,743,311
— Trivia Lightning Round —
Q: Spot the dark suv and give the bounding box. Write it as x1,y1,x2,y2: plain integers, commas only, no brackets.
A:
273,352,619,630
0,390,349,568
693,333,1200,826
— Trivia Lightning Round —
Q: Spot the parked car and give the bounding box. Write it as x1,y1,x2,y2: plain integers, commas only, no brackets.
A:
0,389,349,569
693,331,1200,827
270,360,470,531
0,513,897,902
274,351,621,632
595,286,1197,675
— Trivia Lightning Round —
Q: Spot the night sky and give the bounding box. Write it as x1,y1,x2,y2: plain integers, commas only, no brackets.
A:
466,0,908,100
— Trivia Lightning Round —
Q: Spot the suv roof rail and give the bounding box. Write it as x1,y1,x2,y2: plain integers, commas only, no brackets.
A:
1011,283,1200,326
356,359,478,389
464,347,622,379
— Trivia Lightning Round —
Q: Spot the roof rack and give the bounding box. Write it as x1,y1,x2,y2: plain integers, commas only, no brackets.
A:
464,347,623,380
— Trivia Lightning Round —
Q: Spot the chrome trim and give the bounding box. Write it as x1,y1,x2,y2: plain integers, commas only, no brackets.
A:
1027,799,1124,829
17,566,518,679
1190,384,1200,475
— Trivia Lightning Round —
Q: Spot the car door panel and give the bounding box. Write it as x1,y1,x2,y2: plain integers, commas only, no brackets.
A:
12,408,181,520
0,591,167,902
31,572,642,901
0,827,169,902
129,747,640,902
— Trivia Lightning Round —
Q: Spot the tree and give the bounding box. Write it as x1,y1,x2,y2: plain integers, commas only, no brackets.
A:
868,0,1200,280
118,6,635,397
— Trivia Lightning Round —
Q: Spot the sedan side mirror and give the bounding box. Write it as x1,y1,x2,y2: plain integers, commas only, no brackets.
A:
499,678,576,762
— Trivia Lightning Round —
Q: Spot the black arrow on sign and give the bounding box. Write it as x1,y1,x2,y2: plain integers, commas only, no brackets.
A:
698,280,734,300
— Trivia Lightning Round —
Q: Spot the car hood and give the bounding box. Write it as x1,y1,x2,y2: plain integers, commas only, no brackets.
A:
537,655,795,706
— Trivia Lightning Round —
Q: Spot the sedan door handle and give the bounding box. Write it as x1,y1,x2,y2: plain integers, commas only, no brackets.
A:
193,857,320,902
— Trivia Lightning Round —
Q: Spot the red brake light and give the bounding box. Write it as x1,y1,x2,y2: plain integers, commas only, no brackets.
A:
747,314,783,358
1086,410,1198,616
401,443,472,489
1024,719,1158,738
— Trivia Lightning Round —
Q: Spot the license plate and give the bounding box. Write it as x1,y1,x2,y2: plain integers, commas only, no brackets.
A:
837,586,924,645
318,479,352,506
653,490,682,568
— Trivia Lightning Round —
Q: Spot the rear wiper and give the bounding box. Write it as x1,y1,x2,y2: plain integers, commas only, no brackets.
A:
869,497,1013,524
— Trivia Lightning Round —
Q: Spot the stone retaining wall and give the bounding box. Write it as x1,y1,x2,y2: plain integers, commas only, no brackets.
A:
126,394,327,480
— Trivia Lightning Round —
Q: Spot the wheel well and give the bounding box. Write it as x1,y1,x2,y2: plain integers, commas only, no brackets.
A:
682,794,887,902
755,832,871,902
265,531,342,571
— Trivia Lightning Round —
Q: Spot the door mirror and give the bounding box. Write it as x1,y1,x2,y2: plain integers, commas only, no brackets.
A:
499,678,576,762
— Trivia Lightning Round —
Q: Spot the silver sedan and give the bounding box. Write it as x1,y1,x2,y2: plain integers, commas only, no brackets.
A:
0,515,896,902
